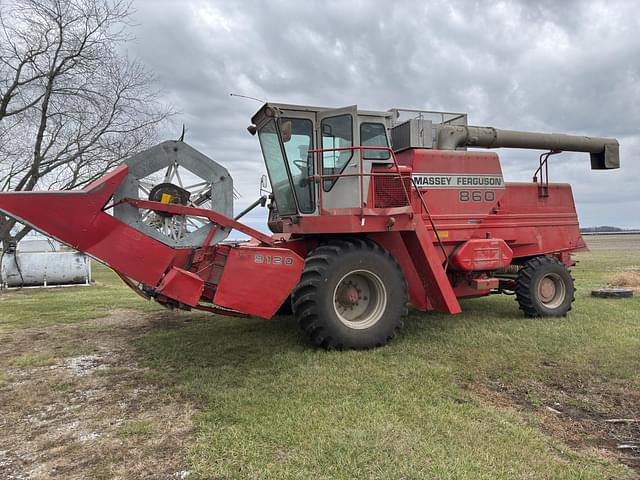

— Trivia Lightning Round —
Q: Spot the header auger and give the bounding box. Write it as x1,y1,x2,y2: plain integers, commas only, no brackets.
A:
0,103,620,349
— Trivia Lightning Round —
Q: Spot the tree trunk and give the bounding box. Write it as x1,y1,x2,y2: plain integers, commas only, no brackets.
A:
1,234,13,252
0,219,31,251
0,216,15,250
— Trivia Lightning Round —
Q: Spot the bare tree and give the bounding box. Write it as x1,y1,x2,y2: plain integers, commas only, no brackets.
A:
0,0,171,248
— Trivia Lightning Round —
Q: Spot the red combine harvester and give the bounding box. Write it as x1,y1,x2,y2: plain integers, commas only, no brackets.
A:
0,103,620,349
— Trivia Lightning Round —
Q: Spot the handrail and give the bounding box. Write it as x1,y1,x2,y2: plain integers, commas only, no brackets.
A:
307,145,414,213
532,150,561,198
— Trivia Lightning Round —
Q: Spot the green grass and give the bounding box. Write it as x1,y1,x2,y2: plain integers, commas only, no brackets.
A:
0,262,161,330
119,420,154,436
1,248,638,478
134,249,640,479
12,352,59,367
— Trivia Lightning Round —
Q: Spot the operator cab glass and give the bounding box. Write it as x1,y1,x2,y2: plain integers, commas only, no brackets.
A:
257,117,315,215
257,120,297,215
321,114,353,191
361,122,390,160
281,118,314,213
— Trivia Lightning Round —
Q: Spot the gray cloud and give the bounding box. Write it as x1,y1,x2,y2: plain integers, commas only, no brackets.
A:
127,0,640,230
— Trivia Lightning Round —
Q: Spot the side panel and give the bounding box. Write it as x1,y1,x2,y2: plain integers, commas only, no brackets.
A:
396,149,585,259
157,267,205,307
214,246,304,319
485,183,586,257
397,148,506,219
368,232,431,311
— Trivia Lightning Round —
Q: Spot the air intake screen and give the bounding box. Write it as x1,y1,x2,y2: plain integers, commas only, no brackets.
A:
373,176,411,208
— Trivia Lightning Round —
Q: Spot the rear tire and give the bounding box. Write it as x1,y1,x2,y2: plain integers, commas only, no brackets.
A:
291,238,407,350
516,255,575,317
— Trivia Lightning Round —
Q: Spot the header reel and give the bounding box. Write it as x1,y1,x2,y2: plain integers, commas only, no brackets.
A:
113,141,234,248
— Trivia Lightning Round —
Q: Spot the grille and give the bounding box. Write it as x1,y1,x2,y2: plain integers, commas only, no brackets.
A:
373,176,411,208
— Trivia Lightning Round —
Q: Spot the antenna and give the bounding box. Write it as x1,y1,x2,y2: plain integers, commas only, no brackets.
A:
229,93,266,103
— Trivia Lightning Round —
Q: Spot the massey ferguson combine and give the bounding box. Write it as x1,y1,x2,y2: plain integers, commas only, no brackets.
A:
0,103,620,349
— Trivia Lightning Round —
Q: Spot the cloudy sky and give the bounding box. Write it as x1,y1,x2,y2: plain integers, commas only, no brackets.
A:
126,0,639,231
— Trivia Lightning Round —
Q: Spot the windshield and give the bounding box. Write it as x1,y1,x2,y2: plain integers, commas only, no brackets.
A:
281,117,314,213
257,120,297,215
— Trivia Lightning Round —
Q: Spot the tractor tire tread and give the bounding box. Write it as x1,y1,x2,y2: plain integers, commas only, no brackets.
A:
515,255,574,317
292,237,407,350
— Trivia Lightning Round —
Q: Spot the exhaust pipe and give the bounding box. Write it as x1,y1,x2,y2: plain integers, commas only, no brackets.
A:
437,125,620,169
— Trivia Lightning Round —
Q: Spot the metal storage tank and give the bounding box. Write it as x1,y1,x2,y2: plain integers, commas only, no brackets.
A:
1,250,92,288
17,238,59,253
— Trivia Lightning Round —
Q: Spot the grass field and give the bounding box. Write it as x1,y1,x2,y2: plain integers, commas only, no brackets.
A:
1,236,639,479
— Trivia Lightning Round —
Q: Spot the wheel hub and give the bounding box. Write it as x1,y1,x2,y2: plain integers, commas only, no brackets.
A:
539,277,557,301
537,272,566,309
336,282,360,307
333,270,387,330
148,182,190,216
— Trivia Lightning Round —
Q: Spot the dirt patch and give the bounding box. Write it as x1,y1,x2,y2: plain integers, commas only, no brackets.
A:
0,310,198,479
474,378,640,474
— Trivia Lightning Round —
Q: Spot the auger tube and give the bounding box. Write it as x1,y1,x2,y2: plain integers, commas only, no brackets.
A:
436,125,620,169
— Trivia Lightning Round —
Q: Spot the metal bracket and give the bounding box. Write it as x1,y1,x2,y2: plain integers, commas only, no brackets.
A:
533,150,561,198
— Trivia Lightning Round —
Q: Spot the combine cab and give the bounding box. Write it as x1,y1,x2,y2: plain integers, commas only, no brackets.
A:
0,103,620,349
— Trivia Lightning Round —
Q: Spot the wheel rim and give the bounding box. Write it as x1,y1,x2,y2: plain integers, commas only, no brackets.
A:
536,272,566,309
333,269,387,330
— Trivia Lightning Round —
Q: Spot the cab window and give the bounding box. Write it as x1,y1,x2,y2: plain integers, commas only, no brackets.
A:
281,117,314,213
361,122,390,160
257,120,297,215
321,114,353,191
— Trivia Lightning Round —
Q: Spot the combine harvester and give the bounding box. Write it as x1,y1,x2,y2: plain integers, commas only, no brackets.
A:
0,104,619,349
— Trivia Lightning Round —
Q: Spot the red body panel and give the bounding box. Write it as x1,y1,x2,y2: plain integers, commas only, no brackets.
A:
157,267,205,307
399,149,585,259
213,246,304,319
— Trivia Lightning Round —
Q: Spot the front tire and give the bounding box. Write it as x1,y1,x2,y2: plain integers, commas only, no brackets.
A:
291,238,407,350
516,255,575,317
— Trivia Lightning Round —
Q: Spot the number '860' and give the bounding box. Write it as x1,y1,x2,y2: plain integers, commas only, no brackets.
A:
459,190,495,202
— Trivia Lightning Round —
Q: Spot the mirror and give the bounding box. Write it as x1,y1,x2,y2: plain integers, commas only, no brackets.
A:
280,120,292,143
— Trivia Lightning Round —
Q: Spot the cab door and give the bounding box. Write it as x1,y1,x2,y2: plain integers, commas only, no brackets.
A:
316,106,360,210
